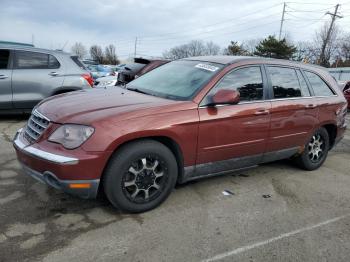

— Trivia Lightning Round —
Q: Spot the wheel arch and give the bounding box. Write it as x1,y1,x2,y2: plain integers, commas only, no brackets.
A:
100,135,185,191
322,123,337,149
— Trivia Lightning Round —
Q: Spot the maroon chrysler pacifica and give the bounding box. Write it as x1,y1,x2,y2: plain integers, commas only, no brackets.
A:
14,56,348,213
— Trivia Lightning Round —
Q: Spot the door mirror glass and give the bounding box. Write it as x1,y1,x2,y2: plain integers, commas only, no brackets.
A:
211,89,240,106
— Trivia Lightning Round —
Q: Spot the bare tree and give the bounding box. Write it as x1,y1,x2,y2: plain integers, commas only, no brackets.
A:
163,40,220,59
315,22,340,66
242,39,261,55
205,41,221,55
90,45,104,64
104,44,120,65
71,42,87,59
340,33,350,61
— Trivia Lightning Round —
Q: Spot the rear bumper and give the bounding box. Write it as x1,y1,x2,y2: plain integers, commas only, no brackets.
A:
13,128,108,199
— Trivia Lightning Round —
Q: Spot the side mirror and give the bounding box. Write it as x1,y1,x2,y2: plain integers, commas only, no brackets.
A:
211,89,240,106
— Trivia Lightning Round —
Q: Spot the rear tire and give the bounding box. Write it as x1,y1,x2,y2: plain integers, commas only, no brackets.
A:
103,140,178,213
295,127,329,171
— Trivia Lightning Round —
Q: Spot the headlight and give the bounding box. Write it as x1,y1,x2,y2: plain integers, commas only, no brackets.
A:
48,124,94,149
98,80,117,87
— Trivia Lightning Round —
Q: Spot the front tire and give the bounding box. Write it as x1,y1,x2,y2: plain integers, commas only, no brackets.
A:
103,140,178,213
295,127,329,171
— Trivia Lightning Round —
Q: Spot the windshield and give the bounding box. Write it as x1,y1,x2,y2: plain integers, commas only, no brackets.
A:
127,60,224,100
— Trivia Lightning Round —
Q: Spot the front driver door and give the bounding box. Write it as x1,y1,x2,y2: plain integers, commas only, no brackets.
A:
195,65,271,177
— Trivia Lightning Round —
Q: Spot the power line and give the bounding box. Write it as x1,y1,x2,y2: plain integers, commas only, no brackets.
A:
138,12,282,43
138,3,283,40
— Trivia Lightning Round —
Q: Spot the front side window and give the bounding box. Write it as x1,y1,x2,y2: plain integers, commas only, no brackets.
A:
304,71,335,96
127,60,224,100
0,50,10,69
205,66,264,103
14,51,49,69
267,67,302,99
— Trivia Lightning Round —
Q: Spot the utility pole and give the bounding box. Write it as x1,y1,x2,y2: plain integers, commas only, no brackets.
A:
134,37,138,58
279,2,286,40
319,4,343,66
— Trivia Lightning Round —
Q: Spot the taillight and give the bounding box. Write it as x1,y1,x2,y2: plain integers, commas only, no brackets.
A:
82,73,94,87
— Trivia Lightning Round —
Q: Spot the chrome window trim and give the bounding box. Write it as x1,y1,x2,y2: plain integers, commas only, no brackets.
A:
198,96,315,108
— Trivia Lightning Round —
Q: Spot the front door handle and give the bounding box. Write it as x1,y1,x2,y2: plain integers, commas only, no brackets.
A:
48,72,59,76
0,74,8,79
254,108,270,115
305,104,316,109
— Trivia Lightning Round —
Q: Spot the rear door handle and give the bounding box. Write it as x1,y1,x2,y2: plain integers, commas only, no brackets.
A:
48,72,59,76
254,108,270,115
0,74,8,79
305,104,316,109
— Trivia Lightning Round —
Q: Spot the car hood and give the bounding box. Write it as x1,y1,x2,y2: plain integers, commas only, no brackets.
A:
36,87,193,124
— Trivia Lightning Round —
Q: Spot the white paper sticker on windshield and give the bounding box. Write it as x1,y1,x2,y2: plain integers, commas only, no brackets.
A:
195,63,219,72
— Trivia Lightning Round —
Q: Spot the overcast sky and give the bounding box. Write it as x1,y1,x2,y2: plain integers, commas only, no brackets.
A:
1,0,349,60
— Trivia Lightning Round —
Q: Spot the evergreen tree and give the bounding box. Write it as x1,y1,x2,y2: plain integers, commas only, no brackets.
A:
254,36,296,59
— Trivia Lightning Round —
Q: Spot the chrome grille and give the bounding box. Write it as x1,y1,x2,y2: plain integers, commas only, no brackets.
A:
24,110,50,143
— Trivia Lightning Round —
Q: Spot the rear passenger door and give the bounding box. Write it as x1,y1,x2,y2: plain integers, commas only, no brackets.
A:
12,50,64,109
265,66,318,156
0,49,13,109
303,70,339,126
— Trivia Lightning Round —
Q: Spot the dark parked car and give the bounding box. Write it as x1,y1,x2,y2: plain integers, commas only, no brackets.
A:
94,59,169,88
341,81,350,109
14,56,347,213
0,46,94,112
117,58,169,84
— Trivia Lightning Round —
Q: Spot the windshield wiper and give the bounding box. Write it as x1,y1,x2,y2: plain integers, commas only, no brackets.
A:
127,87,152,96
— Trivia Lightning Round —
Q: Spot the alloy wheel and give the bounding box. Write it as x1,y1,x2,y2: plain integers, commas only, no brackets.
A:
122,156,166,204
308,134,325,163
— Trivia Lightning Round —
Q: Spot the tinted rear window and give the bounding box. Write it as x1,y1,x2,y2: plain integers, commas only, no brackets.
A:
0,50,10,69
267,67,302,98
304,71,335,96
14,51,49,69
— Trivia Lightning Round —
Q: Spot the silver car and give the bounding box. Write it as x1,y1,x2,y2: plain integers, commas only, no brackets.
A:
0,45,93,112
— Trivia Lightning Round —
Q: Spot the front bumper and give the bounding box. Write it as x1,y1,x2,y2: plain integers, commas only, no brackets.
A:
13,128,105,199
22,164,99,199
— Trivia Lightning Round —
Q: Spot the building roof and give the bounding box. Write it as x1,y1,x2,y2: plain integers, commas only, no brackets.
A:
328,67,350,72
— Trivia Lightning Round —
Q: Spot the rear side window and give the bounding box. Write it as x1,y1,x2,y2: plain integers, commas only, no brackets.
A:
212,66,264,102
267,67,301,98
14,51,49,69
296,70,311,97
48,55,60,69
0,50,10,69
304,71,335,96
71,56,87,70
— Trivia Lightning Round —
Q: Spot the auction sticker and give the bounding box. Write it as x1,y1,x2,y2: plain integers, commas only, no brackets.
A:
195,63,219,72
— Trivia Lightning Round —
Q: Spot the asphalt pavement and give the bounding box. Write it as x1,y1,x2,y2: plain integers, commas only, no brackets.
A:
0,114,349,262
